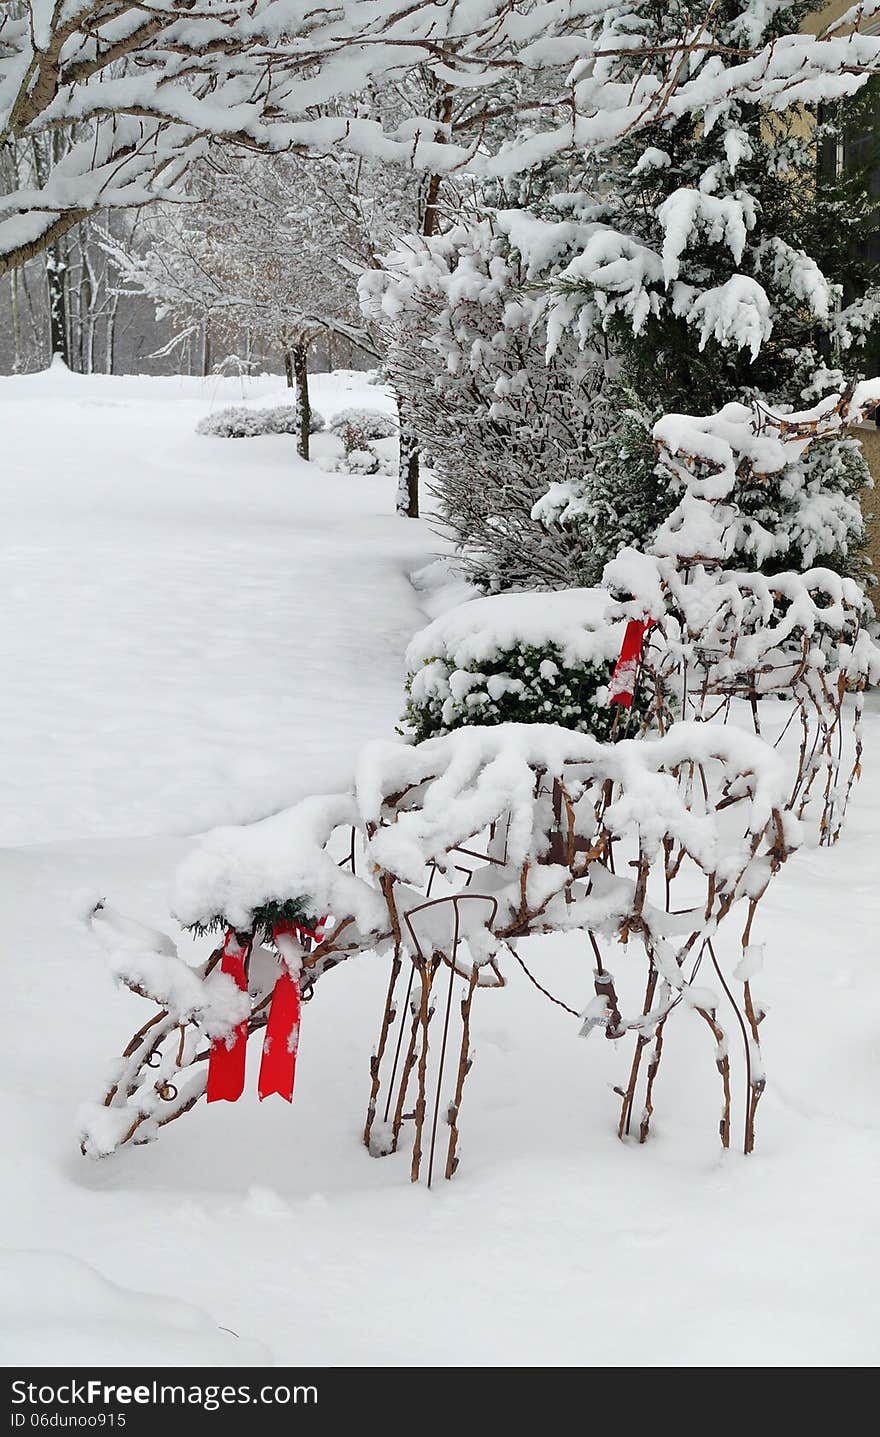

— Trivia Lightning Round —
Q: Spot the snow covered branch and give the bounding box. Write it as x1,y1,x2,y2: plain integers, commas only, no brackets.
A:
7,2,880,271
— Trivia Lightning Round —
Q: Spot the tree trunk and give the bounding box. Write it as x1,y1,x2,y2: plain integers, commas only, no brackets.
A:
86,311,96,375
10,270,22,372
80,264,93,374
293,342,311,460
397,418,420,519
201,322,211,377
106,299,118,374
284,347,294,388
33,134,70,367
422,171,444,242
46,244,69,365
22,263,43,364
394,86,452,520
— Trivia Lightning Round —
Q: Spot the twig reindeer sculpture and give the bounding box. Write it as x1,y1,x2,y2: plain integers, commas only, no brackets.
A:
84,723,795,1175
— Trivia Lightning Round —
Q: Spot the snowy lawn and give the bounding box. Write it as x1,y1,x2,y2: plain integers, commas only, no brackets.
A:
0,366,408,844
1,369,878,1367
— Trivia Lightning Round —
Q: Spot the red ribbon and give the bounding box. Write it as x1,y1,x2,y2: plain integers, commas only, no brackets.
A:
206,930,249,1103
257,963,301,1103
257,918,330,1101
288,917,327,945
608,618,653,710
206,918,326,1105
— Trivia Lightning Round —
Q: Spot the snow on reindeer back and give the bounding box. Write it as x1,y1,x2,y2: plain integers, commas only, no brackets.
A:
171,793,388,939
170,716,792,939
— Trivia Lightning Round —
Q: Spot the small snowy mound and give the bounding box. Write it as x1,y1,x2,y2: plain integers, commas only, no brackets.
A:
348,447,380,474
197,403,325,439
410,556,479,619
0,1251,268,1366
404,588,639,742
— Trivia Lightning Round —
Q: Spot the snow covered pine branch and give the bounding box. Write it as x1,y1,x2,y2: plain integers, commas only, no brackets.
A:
6,1,880,272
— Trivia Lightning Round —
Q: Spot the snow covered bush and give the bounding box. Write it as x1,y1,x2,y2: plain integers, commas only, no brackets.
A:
404,589,657,742
361,217,614,590
325,408,398,474
197,404,325,440
363,19,880,586
329,408,397,452
530,394,673,591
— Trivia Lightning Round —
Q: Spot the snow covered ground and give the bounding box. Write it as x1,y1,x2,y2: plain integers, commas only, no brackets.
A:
0,366,411,845
1,368,878,1367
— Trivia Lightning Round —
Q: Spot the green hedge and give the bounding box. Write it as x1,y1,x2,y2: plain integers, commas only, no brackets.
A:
404,641,650,743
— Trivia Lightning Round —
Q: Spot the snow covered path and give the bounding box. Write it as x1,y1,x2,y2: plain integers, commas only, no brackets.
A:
0,368,428,845
1,372,878,1367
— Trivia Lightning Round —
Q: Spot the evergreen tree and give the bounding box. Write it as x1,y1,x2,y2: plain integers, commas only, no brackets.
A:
538,2,880,580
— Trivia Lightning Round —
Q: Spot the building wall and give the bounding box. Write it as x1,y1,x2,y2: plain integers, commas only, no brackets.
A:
807,2,847,28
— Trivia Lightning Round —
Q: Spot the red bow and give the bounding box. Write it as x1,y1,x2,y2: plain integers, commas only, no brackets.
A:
206,920,323,1105
608,618,654,710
